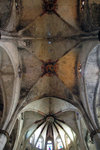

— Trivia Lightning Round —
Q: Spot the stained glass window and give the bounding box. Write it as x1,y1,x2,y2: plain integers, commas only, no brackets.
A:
47,140,53,150
57,138,63,149
36,138,43,149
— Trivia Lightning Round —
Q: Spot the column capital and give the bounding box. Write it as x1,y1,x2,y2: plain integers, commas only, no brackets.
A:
90,129,100,141
0,129,9,142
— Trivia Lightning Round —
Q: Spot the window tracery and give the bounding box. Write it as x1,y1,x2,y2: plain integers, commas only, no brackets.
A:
36,137,43,149
56,138,63,149
47,140,53,150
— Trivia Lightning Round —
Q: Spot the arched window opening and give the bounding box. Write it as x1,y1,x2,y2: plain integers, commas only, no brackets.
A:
65,127,75,141
65,136,71,146
57,138,63,150
64,127,76,149
47,140,53,150
30,134,34,145
26,129,34,140
36,137,43,149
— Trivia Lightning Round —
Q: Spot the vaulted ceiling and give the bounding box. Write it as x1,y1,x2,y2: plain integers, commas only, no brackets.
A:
0,0,100,150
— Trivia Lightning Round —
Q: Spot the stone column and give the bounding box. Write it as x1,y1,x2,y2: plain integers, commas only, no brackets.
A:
93,134,100,150
0,134,7,150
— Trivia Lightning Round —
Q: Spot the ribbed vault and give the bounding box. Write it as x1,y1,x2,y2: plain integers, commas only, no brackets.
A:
0,0,100,150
